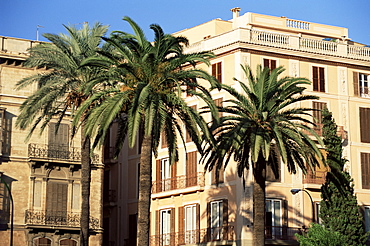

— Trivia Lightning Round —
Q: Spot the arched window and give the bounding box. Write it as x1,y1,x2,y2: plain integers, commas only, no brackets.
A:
34,237,51,246
60,239,77,246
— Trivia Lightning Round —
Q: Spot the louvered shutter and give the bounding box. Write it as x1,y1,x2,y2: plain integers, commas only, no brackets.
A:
354,72,359,96
156,159,162,192
361,153,370,189
313,66,319,91
178,206,184,244
171,162,177,190
360,108,370,143
319,67,325,92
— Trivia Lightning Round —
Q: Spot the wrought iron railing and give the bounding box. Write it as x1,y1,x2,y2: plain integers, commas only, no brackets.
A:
265,226,302,240
150,225,235,246
152,172,205,193
25,209,99,229
28,143,100,163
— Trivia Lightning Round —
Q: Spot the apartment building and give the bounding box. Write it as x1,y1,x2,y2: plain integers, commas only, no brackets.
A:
0,37,104,246
108,8,370,246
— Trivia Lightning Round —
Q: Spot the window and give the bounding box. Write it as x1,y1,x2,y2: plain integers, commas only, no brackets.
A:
186,78,196,97
155,158,176,192
266,162,281,182
211,165,224,185
213,98,223,118
48,122,69,150
60,239,77,246
312,102,327,135
360,108,370,143
185,105,197,143
46,181,68,221
354,72,370,98
263,58,277,71
186,152,197,187
212,62,222,83
266,199,282,238
34,238,51,246
361,153,370,189
161,131,167,149
182,204,200,244
364,206,370,232
312,66,325,92
157,208,174,246
208,199,228,241
315,202,322,224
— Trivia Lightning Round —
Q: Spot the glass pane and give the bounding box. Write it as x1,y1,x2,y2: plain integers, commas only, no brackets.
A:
274,201,282,227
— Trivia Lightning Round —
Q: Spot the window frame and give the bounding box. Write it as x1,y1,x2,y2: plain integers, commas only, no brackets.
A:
311,65,326,92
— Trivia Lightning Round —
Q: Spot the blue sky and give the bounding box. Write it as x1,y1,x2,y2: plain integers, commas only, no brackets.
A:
1,0,369,45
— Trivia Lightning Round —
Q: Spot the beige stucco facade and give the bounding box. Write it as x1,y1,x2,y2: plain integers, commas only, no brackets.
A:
114,10,370,246
0,37,104,246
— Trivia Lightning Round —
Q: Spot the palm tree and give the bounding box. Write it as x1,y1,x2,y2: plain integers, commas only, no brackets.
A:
15,23,108,246
202,65,323,246
76,17,219,246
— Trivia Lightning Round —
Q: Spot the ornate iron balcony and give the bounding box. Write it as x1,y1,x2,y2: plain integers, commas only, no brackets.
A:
25,209,99,229
152,172,205,193
28,143,100,164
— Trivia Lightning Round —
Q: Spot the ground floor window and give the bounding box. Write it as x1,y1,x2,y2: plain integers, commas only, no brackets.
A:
34,238,51,246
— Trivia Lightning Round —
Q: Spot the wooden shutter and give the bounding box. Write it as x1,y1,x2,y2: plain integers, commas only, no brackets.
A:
170,207,175,246
222,199,228,240
213,98,223,118
361,153,370,189
186,152,197,187
271,60,276,70
263,59,269,68
155,210,160,236
178,206,184,233
353,72,359,96
360,108,370,143
171,162,177,190
319,67,325,92
186,105,197,143
46,182,67,222
156,159,162,192
212,62,222,83
161,131,167,148
48,123,69,149
313,66,319,91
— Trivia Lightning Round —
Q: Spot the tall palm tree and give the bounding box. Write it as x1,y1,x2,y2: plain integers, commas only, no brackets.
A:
15,23,108,246
76,17,219,246
202,65,323,246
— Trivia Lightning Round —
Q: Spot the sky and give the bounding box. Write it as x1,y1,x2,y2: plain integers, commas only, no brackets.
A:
1,0,369,45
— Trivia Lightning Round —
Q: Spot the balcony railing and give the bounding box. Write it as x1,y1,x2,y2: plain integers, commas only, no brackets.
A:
303,170,327,184
28,143,100,164
152,172,205,193
184,28,370,61
150,225,235,246
265,226,302,240
25,209,100,229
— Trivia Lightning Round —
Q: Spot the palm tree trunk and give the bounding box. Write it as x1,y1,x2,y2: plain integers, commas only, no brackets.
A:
253,157,266,246
80,125,91,246
137,134,153,246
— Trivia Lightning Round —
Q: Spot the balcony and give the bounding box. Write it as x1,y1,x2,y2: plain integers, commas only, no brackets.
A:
152,173,205,197
150,225,235,246
313,124,347,139
184,28,370,62
25,209,100,229
28,143,100,164
265,226,302,240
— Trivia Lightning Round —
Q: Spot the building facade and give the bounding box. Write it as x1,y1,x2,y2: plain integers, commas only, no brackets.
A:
0,37,104,246
111,9,370,246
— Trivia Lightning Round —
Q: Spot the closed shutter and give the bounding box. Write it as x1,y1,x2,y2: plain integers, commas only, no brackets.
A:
354,72,359,96
319,67,325,92
313,66,319,91
361,153,370,189
271,60,276,70
212,62,222,83
222,199,228,240
161,131,167,148
46,182,68,221
48,123,69,149
171,162,177,190
360,108,370,143
186,106,197,143
263,59,270,69
155,210,160,236
186,152,197,187
156,159,162,192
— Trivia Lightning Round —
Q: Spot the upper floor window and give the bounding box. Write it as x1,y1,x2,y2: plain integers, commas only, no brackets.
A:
361,152,370,189
185,105,197,143
360,107,370,143
48,122,69,150
263,58,277,71
212,62,222,83
155,158,176,192
312,101,327,135
186,151,197,187
354,72,370,98
312,66,325,92
208,199,228,241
